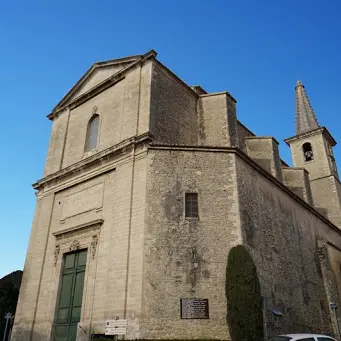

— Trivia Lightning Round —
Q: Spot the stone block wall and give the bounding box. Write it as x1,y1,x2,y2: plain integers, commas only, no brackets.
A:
43,62,152,177
282,167,313,205
149,63,198,145
141,147,241,339
310,177,341,228
14,51,341,341
287,130,332,181
198,92,238,148
237,121,254,153
12,146,149,341
245,137,283,182
236,155,335,337
10,194,55,340
43,109,69,177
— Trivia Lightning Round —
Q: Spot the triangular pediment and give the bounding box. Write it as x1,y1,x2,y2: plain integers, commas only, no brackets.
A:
70,64,125,99
53,54,142,112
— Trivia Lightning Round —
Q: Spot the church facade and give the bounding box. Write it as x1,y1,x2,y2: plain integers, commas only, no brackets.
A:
11,50,341,341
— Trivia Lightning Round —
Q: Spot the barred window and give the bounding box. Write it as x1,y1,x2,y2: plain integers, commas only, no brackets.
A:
85,114,99,152
185,193,198,218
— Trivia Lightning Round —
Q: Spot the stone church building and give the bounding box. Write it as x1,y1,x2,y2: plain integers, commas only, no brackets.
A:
11,50,341,341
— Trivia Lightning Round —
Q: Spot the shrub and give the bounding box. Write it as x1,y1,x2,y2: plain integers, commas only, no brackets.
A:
225,245,264,341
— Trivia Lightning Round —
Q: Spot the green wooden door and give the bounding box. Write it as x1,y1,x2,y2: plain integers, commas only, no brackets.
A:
54,249,87,341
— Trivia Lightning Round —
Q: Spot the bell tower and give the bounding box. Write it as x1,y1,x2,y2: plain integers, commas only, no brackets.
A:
285,81,341,227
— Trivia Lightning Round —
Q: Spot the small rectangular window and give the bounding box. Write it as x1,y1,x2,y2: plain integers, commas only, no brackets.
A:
185,193,198,218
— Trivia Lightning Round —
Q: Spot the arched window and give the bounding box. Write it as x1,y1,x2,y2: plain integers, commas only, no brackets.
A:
84,114,99,152
302,142,313,162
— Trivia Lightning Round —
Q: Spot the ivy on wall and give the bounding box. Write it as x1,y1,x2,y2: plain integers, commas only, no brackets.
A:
225,245,264,341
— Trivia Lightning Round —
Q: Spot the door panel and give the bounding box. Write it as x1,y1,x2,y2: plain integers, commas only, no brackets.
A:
54,249,87,341
54,325,69,341
71,307,81,323
68,325,77,341
59,274,74,307
64,253,76,270
77,250,87,267
57,308,69,324
73,271,85,307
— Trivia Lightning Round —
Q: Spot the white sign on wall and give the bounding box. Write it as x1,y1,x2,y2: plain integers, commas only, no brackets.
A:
105,319,127,335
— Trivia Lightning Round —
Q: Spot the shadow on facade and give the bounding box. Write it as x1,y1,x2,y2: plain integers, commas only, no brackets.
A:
9,328,48,341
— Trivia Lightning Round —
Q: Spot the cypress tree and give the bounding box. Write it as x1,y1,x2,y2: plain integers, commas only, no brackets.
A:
225,245,264,341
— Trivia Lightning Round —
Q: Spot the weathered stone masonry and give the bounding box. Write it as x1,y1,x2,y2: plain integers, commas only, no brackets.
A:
11,50,341,341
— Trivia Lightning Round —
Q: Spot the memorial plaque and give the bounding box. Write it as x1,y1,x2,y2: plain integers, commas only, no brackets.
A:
105,319,127,335
180,298,209,319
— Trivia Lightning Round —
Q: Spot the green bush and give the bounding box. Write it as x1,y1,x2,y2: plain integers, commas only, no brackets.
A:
225,245,264,341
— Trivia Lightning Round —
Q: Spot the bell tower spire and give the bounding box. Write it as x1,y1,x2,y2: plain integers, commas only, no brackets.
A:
295,80,319,135
285,80,341,228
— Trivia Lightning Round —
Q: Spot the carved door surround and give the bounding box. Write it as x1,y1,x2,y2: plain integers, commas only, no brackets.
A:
49,219,103,340
53,219,103,266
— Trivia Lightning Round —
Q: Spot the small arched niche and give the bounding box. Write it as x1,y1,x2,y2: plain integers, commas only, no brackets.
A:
302,142,313,162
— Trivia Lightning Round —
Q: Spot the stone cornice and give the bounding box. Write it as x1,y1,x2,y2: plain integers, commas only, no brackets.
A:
47,76,126,120
309,174,341,187
282,167,310,174
148,143,341,235
48,50,157,121
53,219,104,238
284,126,337,147
199,90,237,104
33,133,153,191
149,144,235,152
52,53,148,112
245,135,280,145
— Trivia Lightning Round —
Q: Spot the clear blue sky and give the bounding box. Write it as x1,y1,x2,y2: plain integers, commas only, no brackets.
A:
1,0,341,278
